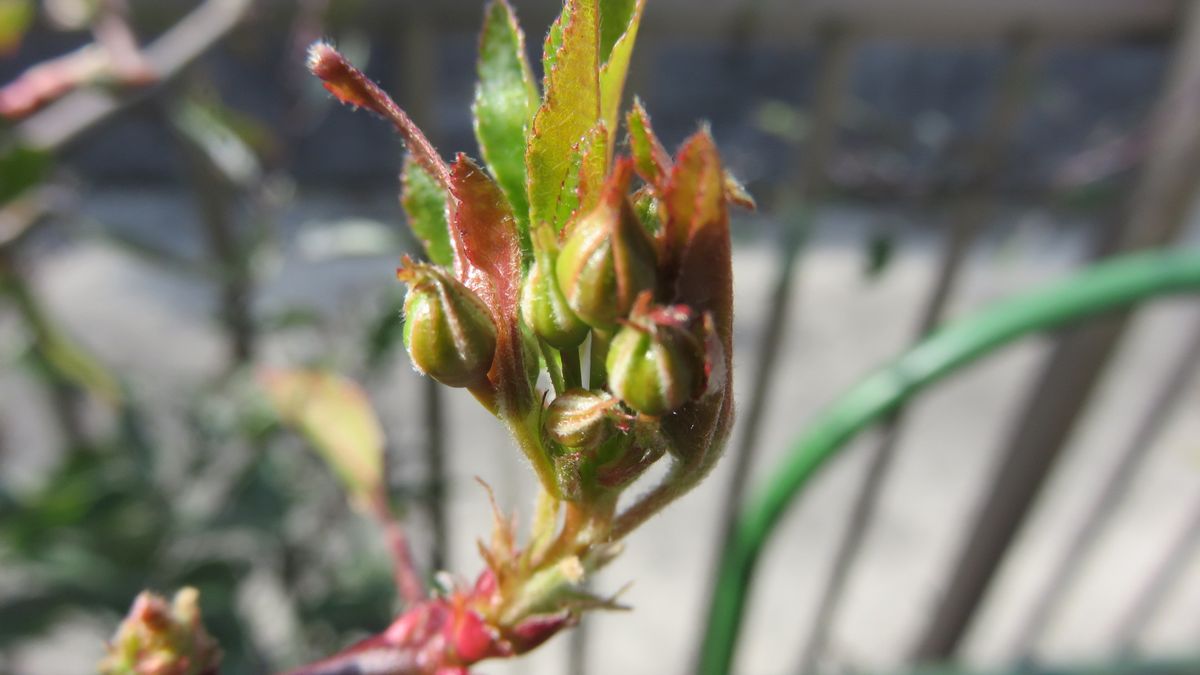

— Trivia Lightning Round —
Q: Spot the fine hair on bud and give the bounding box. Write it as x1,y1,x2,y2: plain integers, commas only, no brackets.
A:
399,259,498,388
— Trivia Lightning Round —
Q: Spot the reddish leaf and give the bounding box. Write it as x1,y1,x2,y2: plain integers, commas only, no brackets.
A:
661,128,725,288
626,98,671,187
447,155,534,412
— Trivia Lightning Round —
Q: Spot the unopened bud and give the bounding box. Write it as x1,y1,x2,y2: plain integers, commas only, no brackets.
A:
556,160,656,329
100,588,221,675
544,388,617,450
606,296,705,416
399,260,497,388
522,225,589,349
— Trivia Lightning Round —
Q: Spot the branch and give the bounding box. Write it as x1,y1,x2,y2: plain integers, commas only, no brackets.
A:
11,0,253,154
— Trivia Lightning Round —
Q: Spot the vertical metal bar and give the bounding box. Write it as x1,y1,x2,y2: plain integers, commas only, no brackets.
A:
1013,312,1200,658
912,2,1200,661
796,33,1039,675
692,21,854,674
1112,495,1200,651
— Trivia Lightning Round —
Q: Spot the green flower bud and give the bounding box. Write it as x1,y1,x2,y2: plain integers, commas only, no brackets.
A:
556,160,657,329
399,260,497,388
606,296,705,416
521,225,589,349
544,388,617,450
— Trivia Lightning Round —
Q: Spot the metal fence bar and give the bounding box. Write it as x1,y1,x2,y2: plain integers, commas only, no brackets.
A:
795,32,1040,675
912,1,1200,661
1012,312,1200,659
692,23,854,674
1112,494,1200,652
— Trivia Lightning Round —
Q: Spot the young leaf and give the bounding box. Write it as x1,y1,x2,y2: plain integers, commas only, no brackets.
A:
526,0,601,231
401,157,454,267
575,122,610,217
259,368,385,505
599,0,645,145
663,128,725,267
661,129,734,402
599,0,637,59
448,154,534,413
626,98,670,187
448,154,523,315
473,0,539,250
554,122,608,231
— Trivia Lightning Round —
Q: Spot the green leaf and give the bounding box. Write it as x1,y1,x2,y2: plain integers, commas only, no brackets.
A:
258,368,385,506
575,121,610,217
526,0,601,231
599,0,645,144
168,100,262,189
401,157,454,266
0,0,32,53
553,122,608,230
0,272,123,404
474,0,539,255
37,330,124,405
600,0,637,59
0,145,51,205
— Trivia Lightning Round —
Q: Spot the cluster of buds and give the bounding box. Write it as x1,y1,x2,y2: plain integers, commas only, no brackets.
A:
99,588,221,675
276,0,751,671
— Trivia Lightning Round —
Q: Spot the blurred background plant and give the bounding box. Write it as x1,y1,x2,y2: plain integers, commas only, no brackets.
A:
1,1,1199,674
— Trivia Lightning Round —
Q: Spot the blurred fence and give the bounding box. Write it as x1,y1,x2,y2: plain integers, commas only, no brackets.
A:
1,1,1199,674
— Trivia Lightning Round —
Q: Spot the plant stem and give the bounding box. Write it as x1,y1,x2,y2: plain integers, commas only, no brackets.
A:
368,490,426,607
540,339,566,395
561,344,583,390
588,330,611,390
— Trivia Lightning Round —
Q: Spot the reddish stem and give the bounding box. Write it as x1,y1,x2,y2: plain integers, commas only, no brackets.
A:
369,490,427,607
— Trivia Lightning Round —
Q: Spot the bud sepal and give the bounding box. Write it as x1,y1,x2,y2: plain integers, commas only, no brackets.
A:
555,159,657,330
606,294,706,417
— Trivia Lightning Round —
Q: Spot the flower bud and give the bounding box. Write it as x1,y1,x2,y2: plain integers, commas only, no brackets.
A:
606,295,705,416
543,388,617,450
100,587,221,675
556,160,657,329
521,225,589,349
399,260,497,388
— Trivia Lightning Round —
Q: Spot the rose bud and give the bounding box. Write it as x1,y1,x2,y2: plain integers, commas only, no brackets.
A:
398,259,497,388
543,388,618,450
522,224,589,349
555,159,657,329
606,294,705,416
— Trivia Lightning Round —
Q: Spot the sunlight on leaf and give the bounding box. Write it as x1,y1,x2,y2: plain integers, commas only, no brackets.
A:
259,368,384,505
474,0,539,255
599,0,644,147
526,0,600,231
